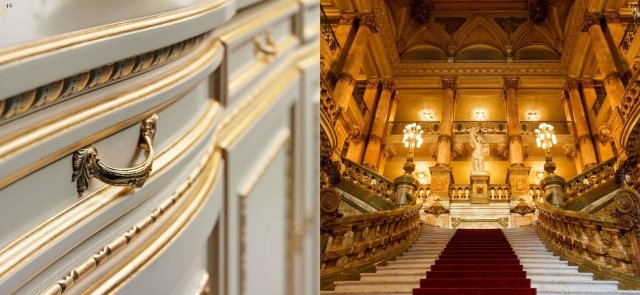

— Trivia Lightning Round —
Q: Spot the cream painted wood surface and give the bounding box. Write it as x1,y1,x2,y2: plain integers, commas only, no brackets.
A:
0,0,319,294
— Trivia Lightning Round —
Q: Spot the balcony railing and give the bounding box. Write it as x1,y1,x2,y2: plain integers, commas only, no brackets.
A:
320,204,421,279
564,158,616,204
386,121,571,136
341,157,395,202
621,3,640,52
321,7,340,53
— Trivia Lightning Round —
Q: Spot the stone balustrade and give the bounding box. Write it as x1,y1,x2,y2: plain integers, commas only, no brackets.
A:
450,184,471,200
321,80,340,123
529,184,544,199
489,185,510,201
342,157,395,202
536,189,640,287
564,158,616,203
320,204,421,279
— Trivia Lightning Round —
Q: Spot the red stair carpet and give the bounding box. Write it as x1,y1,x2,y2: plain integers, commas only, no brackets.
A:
413,229,536,295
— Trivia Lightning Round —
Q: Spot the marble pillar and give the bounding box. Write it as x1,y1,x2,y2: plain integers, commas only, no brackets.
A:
332,14,378,112
560,95,582,173
436,77,456,166
582,78,615,161
345,80,379,163
363,79,395,170
503,77,530,201
581,13,625,109
566,79,598,168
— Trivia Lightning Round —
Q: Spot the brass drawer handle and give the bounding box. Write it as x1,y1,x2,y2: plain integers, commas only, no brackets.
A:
254,30,277,56
72,114,158,195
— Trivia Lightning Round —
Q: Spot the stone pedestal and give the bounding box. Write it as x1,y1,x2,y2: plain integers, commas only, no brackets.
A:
470,173,490,204
507,166,531,202
429,165,453,200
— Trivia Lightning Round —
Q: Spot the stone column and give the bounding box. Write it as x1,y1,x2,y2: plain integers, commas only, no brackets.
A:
565,78,598,168
582,78,615,161
504,77,531,201
332,14,379,112
581,13,625,108
363,79,395,170
560,95,582,173
377,96,399,173
504,77,524,166
435,77,456,166
430,77,456,201
346,80,379,163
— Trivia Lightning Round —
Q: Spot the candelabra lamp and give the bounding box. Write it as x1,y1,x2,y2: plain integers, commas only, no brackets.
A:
393,123,422,207
535,123,565,207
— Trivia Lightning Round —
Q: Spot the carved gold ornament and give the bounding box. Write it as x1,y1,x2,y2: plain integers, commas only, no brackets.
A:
72,114,158,195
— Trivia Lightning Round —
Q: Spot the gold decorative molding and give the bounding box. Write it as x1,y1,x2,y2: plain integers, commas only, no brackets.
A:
40,134,222,295
0,36,223,190
424,199,449,217
339,14,356,25
1,34,206,124
72,114,157,195
357,13,379,33
0,101,220,287
564,78,580,90
381,79,396,91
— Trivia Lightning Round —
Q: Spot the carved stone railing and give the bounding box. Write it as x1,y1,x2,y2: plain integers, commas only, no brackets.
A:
450,184,470,200
454,121,507,134
619,72,640,122
489,185,510,201
536,189,640,288
320,204,421,283
321,7,340,53
321,80,340,123
341,157,394,203
564,158,616,204
529,184,544,199
386,121,440,136
621,4,640,52
520,121,571,135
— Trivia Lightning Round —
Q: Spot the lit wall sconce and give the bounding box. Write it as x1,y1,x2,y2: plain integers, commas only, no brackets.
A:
474,110,486,120
421,110,435,121
536,171,544,179
527,111,539,121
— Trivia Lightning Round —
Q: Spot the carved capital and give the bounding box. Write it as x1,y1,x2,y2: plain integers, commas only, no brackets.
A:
564,78,580,90
580,12,601,32
596,125,612,143
366,79,379,89
382,79,396,91
563,143,577,159
349,125,362,144
441,76,457,91
605,12,621,23
357,13,379,33
339,14,356,25
383,144,397,159
503,77,519,90
581,77,595,88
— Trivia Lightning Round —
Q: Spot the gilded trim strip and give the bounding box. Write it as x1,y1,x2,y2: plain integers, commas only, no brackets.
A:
1,34,207,125
0,101,220,283
85,149,222,294
0,0,230,66
40,147,222,295
0,37,223,190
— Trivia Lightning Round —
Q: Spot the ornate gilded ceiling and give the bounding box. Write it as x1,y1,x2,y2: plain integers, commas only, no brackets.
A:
387,0,570,63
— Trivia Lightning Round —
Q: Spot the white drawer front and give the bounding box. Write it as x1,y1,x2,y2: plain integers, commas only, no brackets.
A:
217,0,300,107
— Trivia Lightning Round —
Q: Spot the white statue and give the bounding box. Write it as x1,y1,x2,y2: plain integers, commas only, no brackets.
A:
469,127,490,173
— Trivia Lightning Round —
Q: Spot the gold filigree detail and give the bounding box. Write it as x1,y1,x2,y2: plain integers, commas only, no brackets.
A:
1,34,206,124
511,199,535,216
424,199,449,217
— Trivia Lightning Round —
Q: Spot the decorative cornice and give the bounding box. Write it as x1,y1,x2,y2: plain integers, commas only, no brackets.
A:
366,79,380,89
396,61,565,77
581,77,595,88
441,77,457,91
580,12,602,32
503,77,519,90
1,34,206,125
382,79,396,91
564,78,580,90
357,13,379,33
339,14,356,25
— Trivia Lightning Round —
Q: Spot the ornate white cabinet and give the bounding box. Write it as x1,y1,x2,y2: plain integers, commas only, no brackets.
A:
0,0,319,294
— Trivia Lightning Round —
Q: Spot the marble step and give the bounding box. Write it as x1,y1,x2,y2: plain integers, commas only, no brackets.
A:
333,281,415,292
531,280,620,292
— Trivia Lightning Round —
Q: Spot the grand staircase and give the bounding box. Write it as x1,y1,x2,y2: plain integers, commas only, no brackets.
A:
322,226,640,295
